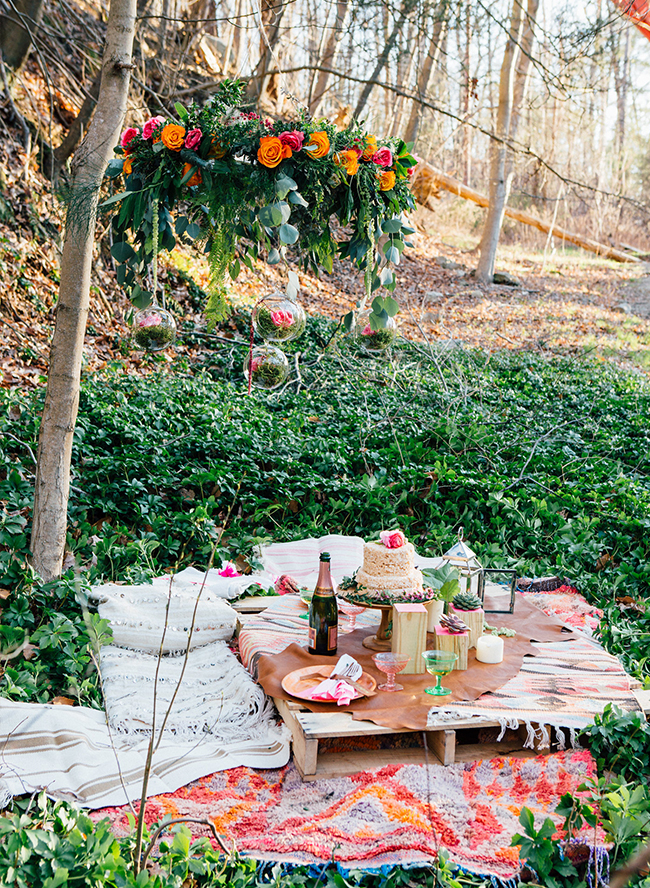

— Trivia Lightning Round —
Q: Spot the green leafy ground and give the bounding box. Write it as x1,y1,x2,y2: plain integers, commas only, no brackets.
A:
1,320,650,885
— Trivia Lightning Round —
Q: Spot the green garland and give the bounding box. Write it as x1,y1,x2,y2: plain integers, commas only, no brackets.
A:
102,80,419,332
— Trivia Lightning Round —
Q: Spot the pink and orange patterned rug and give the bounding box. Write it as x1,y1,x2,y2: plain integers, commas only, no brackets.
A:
93,749,596,880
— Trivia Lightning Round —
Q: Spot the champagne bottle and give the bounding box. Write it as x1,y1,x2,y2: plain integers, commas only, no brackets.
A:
308,552,338,656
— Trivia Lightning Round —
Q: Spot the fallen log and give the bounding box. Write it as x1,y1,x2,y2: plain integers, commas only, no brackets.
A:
412,163,640,264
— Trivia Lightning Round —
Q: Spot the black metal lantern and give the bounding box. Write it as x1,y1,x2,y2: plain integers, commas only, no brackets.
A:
478,568,517,614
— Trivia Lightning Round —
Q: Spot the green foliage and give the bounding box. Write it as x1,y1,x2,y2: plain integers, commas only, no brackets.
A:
421,565,461,602
579,703,650,782
2,343,650,712
103,80,416,333
511,807,586,888
0,569,112,706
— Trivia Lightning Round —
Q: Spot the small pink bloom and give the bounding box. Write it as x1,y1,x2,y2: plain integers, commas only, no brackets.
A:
270,309,293,328
142,116,166,140
274,574,300,595
264,118,274,128
120,127,139,150
251,357,263,372
218,561,241,577
361,324,373,336
184,127,203,149
279,130,305,151
372,147,393,168
380,529,406,548
138,313,162,328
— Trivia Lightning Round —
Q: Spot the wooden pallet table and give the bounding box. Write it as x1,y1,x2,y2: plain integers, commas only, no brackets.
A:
274,696,546,781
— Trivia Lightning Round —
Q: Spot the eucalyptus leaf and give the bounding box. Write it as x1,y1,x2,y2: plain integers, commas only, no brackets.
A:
276,175,298,199
288,191,309,207
258,204,284,227
279,223,299,245
267,248,281,265
381,218,402,234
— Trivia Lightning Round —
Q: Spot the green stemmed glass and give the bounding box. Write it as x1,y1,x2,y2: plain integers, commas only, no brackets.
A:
422,650,458,695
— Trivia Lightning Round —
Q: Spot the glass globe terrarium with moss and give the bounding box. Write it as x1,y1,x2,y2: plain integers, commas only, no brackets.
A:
252,292,306,342
132,305,177,351
244,345,289,390
355,307,397,353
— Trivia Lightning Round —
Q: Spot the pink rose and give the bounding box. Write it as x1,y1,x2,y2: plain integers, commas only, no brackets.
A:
138,313,162,328
184,127,203,149
120,127,139,151
279,130,305,151
251,357,263,372
372,147,393,168
380,529,406,548
361,324,373,336
274,574,300,595
142,115,166,140
218,561,241,577
270,309,293,328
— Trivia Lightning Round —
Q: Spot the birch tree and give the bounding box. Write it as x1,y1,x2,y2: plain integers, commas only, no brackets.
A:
476,0,531,285
30,0,137,581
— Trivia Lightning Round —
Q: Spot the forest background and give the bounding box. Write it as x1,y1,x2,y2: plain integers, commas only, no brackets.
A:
1,1,650,885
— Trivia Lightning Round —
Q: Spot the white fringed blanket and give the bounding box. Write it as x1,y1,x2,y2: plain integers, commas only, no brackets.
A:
99,641,278,744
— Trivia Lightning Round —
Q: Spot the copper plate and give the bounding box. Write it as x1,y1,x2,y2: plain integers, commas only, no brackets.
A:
281,664,377,702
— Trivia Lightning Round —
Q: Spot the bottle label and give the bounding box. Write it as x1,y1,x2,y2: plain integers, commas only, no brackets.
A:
328,625,338,651
308,626,316,646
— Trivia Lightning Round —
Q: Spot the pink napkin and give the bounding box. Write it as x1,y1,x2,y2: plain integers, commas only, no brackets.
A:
304,678,357,706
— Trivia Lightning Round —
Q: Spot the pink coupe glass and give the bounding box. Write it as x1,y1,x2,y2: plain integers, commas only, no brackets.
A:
337,599,366,631
372,652,411,691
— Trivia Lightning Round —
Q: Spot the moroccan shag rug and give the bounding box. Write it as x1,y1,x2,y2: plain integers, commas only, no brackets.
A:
93,749,596,880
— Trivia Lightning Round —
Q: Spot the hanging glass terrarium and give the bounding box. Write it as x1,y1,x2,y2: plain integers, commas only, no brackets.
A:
252,293,306,343
132,305,177,352
355,308,397,353
244,345,289,390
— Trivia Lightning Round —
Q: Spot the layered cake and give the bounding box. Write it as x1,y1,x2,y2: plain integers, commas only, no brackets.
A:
354,531,425,602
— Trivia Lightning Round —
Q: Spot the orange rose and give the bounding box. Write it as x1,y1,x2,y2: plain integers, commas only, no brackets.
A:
334,149,359,176
362,135,378,161
182,163,202,187
304,131,330,159
257,135,291,168
122,156,133,177
378,170,396,191
161,124,186,151
209,140,227,159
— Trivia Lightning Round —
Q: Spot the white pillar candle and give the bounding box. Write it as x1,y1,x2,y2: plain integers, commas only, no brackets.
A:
475,634,504,663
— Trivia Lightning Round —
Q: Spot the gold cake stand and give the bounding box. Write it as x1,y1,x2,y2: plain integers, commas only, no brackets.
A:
339,592,437,653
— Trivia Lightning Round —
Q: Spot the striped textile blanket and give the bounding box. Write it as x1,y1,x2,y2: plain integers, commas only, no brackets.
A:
428,636,640,747
0,698,289,809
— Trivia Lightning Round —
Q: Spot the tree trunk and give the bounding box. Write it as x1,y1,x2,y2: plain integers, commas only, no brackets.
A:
353,0,413,121
309,0,350,117
30,0,136,582
475,0,525,285
509,0,540,141
403,10,446,146
0,0,44,72
246,0,286,111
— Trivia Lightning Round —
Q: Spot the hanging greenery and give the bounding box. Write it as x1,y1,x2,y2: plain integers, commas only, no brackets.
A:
102,80,419,331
